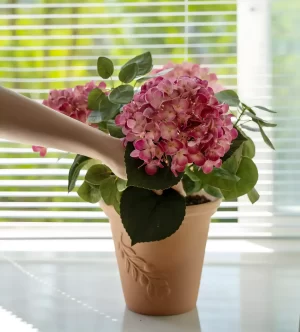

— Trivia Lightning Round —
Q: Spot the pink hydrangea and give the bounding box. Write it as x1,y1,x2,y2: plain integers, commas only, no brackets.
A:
152,62,224,93
115,76,237,176
32,81,106,156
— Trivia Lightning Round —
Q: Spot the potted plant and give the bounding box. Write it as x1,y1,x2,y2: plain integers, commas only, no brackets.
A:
33,52,276,316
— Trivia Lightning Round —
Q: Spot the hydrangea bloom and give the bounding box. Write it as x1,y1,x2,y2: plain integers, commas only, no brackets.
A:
152,62,224,93
32,81,106,156
115,76,237,176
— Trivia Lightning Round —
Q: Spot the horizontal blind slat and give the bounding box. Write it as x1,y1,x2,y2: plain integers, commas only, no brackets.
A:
0,53,237,62
1,42,237,52
0,21,237,30
0,33,237,41
0,191,294,198
0,1,236,9
0,63,237,72
0,12,237,19
0,202,274,208
0,211,283,219
0,180,296,187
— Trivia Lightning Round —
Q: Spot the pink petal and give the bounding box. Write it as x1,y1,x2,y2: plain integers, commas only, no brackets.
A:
206,150,221,162
187,141,199,154
160,122,177,140
126,132,138,142
160,103,177,121
32,146,47,157
145,163,158,176
127,119,136,129
214,159,222,168
78,111,87,123
157,79,173,95
98,82,107,90
139,150,152,163
134,139,148,151
145,88,164,109
174,153,188,167
188,152,205,166
231,128,238,140
130,150,140,158
202,161,214,174
221,103,229,113
196,93,208,104
162,140,183,155
143,107,156,119
115,114,126,126
172,98,189,113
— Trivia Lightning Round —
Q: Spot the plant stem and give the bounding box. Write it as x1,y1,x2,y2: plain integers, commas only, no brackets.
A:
110,77,114,89
235,105,246,127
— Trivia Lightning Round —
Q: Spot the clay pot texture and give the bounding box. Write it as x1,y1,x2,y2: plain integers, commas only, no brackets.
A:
100,198,221,316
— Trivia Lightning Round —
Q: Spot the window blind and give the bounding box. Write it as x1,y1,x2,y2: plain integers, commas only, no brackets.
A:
2,0,297,226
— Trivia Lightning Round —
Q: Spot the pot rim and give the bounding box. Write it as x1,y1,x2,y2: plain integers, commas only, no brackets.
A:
185,198,222,217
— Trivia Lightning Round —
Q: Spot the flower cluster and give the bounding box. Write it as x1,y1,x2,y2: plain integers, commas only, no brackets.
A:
115,76,238,176
152,62,224,93
32,81,106,156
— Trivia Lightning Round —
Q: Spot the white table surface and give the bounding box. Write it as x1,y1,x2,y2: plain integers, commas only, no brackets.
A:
0,239,300,332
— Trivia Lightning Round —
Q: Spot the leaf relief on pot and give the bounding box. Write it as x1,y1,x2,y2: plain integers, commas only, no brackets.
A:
118,233,171,300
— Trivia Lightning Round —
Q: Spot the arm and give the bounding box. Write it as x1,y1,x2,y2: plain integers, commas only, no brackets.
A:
0,86,126,179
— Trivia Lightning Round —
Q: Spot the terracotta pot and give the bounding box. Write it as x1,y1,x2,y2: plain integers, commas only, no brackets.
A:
100,197,221,316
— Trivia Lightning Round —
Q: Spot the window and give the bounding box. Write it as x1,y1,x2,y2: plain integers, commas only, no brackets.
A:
0,0,237,224
1,0,298,235
234,0,300,237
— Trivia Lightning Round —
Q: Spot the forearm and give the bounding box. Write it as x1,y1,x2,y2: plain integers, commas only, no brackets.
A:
0,86,126,178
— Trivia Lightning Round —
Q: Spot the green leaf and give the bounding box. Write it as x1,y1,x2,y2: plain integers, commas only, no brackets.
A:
88,111,102,123
241,103,256,115
257,120,277,128
242,138,255,159
106,120,125,138
222,144,243,174
97,57,114,79
116,178,127,192
258,124,275,150
222,128,248,162
247,187,260,204
193,167,238,192
203,185,224,199
77,181,101,204
135,68,174,85
120,187,186,245
99,176,121,214
153,68,174,76
88,88,105,110
222,157,258,200
85,164,111,185
185,167,200,182
98,121,108,133
123,52,153,76
182,175,202,196
254,105,277,114
125,143,183,190
240,124,260,132
135,76,152,85
109,85,134,104
215,90,240,106
119,62,138,83
68,155,91,192
245,112,277,127
211,167,240,182
99,96,120,121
